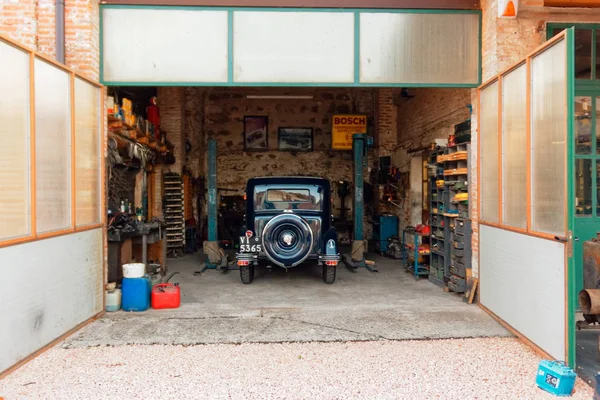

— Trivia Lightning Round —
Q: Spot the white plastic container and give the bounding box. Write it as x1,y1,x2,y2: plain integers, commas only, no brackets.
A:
122,263,146,278
105,288,122,312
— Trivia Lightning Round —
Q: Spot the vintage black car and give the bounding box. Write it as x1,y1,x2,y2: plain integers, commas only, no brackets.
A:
235,177,341,284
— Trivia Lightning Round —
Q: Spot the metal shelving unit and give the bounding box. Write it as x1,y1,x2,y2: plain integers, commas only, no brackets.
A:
164,172,185,258
402,230,430,280
428,147,448,287
441,141,472,294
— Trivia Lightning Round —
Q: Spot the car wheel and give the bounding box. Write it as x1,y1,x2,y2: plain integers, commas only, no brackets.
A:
240,265,255,284
323,264,336,284
262,213,314,268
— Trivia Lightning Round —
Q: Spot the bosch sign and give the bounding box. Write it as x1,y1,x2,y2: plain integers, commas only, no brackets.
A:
333,116,367,126
331,114,367,150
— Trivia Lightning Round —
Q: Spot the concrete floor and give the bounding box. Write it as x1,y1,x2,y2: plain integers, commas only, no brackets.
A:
63,252,510,348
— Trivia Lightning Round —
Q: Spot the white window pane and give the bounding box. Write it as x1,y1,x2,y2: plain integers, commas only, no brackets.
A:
75,78,101,226
502,65,527,228
530,39,567,236
480,81,499,223
35,59,72,233
0,40,30,239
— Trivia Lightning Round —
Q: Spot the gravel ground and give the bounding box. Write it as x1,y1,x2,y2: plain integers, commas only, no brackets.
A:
0,338,593,400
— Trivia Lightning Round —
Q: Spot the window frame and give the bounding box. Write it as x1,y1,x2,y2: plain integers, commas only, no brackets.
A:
547,23,600,85
478,31,570,241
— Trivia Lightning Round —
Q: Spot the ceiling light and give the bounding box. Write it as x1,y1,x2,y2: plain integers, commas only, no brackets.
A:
246,95,314,100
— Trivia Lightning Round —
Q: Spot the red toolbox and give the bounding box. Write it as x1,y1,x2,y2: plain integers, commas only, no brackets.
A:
151,283,181,309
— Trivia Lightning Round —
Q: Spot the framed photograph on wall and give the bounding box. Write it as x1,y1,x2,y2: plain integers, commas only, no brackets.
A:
278,127,313,152
243,116,268,151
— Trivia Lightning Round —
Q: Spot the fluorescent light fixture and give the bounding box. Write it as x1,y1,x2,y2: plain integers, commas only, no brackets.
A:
246,95,314,100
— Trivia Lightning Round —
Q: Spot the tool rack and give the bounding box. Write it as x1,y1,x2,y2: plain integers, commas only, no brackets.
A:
164,172,185,258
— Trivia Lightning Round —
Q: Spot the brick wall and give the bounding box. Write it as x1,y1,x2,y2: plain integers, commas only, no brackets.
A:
377,89,398,157
37,0,56,58
376,89,399,215
0,0,37,49
0,0,99,80
394,88,472,229
158,87,185,174
482,0,600,80
65,0,100,81
184,87,205,222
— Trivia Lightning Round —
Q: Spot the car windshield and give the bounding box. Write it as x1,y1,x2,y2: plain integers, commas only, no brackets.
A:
266,189,310,203
254,184,323,211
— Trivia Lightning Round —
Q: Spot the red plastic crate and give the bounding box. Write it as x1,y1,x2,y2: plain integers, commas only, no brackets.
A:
151,283,181,309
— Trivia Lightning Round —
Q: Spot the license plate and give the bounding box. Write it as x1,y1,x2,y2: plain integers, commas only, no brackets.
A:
239,236,262,253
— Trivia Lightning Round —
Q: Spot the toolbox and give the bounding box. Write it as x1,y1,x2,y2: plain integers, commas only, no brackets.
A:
535,360,576,397
151,283,181,309
372,215,399,254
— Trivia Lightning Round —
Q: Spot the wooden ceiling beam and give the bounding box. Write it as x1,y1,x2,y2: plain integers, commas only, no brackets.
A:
544,0,600,7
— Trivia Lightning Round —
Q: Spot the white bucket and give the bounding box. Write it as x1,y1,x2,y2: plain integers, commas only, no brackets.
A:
122,263,146,278
105,288,122,312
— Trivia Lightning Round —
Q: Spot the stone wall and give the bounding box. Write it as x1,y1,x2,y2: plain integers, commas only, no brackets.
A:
201,88,374,189
181,87,377,228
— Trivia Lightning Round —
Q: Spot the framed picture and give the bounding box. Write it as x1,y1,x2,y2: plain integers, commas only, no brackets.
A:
278,127,313,152
243,116,268,151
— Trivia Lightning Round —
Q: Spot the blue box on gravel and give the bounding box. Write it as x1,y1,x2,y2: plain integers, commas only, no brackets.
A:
536,360,576,397
122,276,151,312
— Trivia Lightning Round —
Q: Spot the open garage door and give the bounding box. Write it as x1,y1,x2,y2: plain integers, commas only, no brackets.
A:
0,35,105,374
477,29,576,365
100,6,480,87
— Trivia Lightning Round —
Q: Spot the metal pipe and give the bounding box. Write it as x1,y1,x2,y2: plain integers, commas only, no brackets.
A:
579,289,600,315
55,0,65,64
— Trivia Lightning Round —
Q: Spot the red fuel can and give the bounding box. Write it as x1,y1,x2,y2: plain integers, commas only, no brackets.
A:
151,283,181,309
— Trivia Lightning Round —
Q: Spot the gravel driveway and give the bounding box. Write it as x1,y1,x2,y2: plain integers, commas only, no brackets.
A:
0,338,593,400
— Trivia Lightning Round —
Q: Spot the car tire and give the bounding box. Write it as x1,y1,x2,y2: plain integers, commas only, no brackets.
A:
323,264,336,284
240,265,255,284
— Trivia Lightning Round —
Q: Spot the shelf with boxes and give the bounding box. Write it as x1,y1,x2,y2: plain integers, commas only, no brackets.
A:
440,142,472,294
428,147,448,288
107,95,168,154
426,120,475,299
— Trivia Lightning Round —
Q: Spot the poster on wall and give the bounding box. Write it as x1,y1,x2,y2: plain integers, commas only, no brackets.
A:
278,128,313,152
243,116,268,151
331,114,367,150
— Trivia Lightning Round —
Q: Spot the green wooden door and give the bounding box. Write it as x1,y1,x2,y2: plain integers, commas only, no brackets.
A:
549,25,600,297
572,95,600,296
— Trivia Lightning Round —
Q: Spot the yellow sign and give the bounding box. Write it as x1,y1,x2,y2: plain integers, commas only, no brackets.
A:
331,114,367,150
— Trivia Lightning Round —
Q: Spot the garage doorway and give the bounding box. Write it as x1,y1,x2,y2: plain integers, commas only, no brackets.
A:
95,5,518,350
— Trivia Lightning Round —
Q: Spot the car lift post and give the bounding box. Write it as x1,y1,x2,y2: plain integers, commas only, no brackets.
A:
201,138,233,272
342,133,377,273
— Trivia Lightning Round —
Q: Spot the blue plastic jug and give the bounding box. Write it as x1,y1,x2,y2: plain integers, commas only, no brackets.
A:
122,276,151,312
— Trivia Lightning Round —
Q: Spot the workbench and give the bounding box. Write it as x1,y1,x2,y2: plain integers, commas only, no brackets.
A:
107,221,167,282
